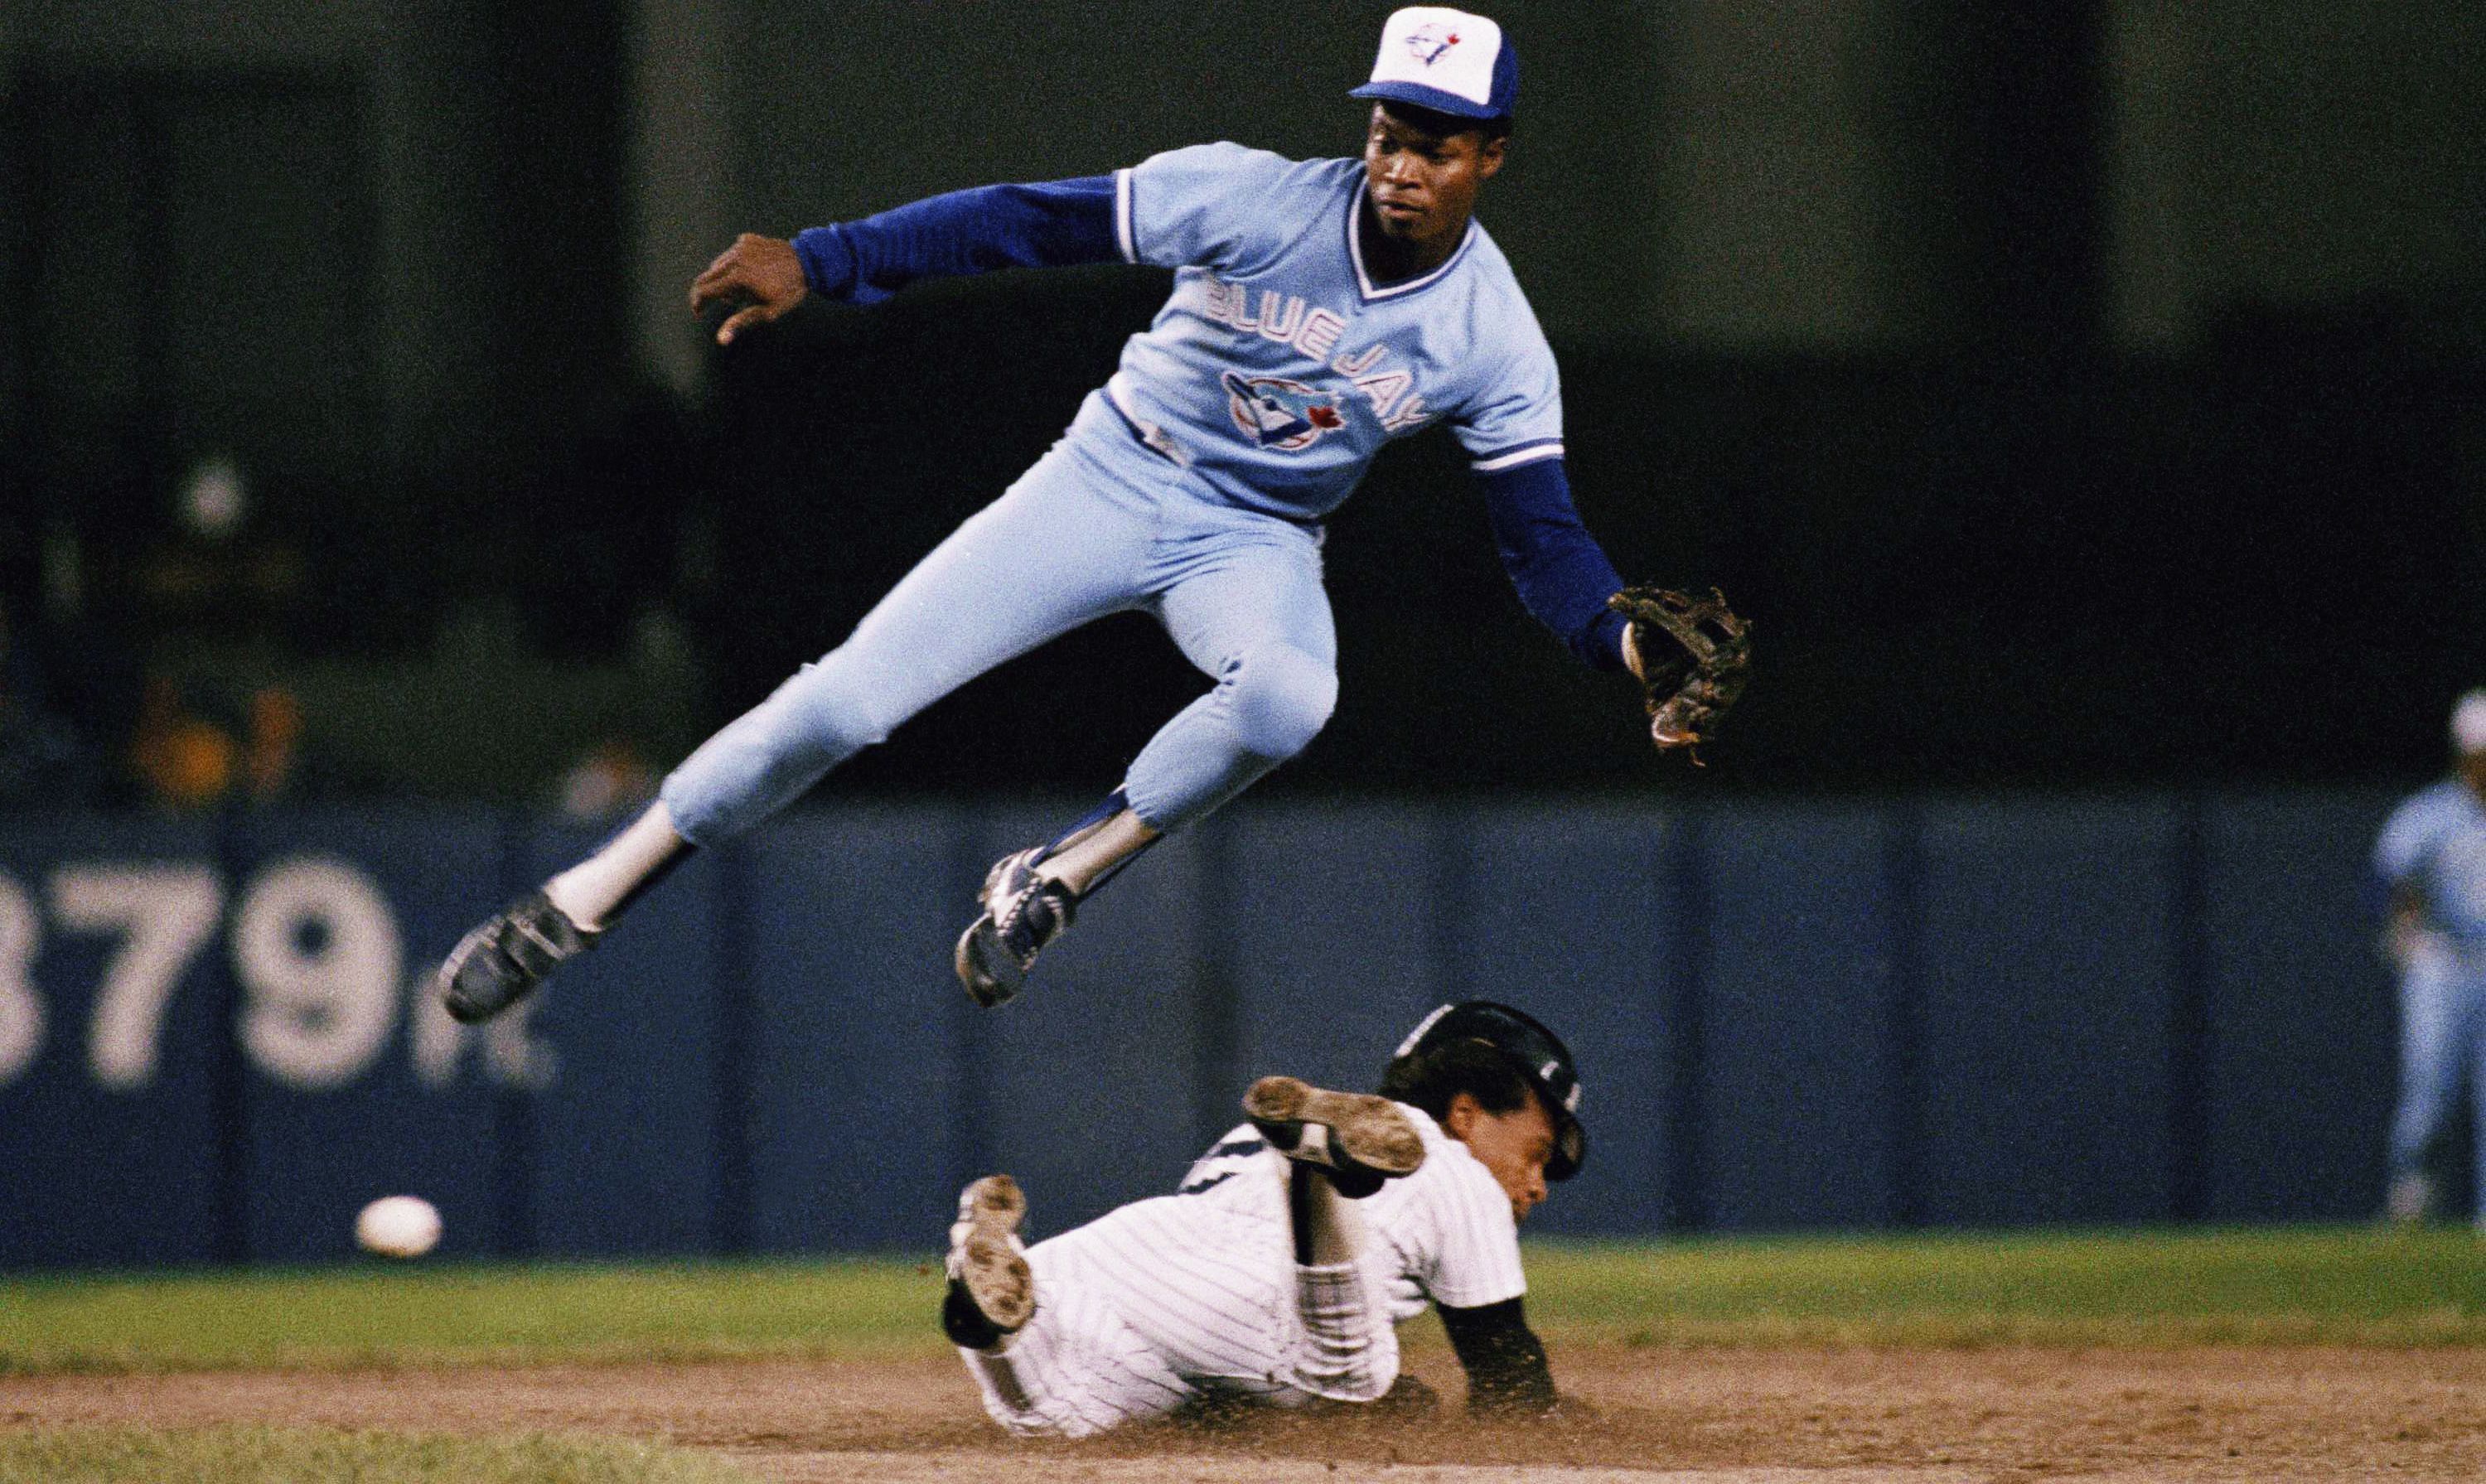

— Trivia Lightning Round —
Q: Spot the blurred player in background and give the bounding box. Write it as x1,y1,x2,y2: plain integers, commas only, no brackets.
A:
943,1001,1584,1436
2372,689,2486,1225
439,7,1661,1024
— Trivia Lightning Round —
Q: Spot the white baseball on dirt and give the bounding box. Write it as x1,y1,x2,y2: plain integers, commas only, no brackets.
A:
355,1195,443,1259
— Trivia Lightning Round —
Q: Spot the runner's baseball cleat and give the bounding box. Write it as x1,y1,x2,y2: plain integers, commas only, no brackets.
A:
943,1174,1035,1348
955,848,1076,1008
438,891,597,1024
1244,1076,1427,1199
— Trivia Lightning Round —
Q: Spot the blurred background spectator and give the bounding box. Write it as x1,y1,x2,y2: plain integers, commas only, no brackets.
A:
0,595,92,807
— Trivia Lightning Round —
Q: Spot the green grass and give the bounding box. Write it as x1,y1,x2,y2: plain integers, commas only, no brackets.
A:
0,1257,941,1375
0,1426,759,1484
5,1226,2485,1375
1524,1225,2486,1346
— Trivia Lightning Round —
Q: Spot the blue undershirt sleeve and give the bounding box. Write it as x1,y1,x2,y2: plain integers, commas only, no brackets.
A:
791,176,1120,305
1474,456,1631,672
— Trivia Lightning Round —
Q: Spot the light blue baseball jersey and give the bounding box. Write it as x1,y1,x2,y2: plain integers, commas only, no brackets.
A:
2375,780,2486,943
1089,143,1564,520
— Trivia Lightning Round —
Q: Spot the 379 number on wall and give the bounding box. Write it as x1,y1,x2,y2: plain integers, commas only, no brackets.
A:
0,858,518,1092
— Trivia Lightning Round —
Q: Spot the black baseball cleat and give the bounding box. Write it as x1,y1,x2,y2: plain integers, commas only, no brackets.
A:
954,848,1076,1008
942,1174,1034,1348
1244,1076,1427,1199
438,891,597,1024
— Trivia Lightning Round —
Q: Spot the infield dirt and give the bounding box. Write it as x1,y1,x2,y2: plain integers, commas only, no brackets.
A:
5,1343,2482,1482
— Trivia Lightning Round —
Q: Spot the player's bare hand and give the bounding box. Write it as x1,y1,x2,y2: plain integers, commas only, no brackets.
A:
689,233,807,346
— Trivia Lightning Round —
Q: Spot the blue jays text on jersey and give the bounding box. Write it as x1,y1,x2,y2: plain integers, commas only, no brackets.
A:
1201,279,1429,439
1096,144,1565,521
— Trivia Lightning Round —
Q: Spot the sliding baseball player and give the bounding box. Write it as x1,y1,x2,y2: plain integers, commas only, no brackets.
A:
943,1001,1585,1434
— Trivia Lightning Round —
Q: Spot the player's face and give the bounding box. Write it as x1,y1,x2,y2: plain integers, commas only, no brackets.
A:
1362,105,1506,248
1445,1090,1555,1222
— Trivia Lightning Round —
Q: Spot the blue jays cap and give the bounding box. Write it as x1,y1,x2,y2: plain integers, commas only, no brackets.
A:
1349,7,1518,124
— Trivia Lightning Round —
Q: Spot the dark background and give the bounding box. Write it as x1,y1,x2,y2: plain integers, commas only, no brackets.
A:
2,0,2480,810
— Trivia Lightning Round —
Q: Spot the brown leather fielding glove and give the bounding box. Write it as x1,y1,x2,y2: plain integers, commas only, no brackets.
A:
1610,586,1752,763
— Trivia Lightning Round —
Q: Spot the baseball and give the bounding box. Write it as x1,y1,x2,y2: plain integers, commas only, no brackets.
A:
355,1195,443,1259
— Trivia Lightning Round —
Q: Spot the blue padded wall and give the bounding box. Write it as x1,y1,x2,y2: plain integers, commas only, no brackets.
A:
1463,803,1675,1236
2200,790,2401,1221
232,807,511,1262
741,807,967,1253
0,817,227,1268
522,823,724,1258
1913,797,2181,1226
1703,803,1901,1231
0,788,2426,1267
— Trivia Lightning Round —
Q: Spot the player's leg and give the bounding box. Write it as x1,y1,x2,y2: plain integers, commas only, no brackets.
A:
438,805,689,1023
441,444,1154,1023
2387,942,2464,1221
2454,957,2486,1229
954,518,1333,1005
1245,1076,1424,1404
943,1174,1036,1349
1125,518,1337,834
945,1176,1193,1437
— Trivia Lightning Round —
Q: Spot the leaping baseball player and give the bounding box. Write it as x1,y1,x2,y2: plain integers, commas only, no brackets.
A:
944,1001,1586,1435
437,7,1749,1024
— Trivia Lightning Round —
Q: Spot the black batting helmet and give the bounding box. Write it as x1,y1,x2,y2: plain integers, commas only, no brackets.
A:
1386,1000,1586,1181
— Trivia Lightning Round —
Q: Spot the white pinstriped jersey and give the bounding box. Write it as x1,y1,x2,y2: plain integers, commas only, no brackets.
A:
1020,1102,1526,1396
1084,143,1566,520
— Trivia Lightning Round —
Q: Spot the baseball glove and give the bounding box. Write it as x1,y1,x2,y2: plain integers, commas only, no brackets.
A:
1609,585,1752,762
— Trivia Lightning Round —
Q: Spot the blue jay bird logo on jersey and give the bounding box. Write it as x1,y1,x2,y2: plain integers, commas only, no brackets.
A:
1405,22,1461,65
1221,370,1346,452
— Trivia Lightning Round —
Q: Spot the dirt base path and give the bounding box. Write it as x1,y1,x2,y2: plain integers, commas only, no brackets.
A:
6,1346,2483,1482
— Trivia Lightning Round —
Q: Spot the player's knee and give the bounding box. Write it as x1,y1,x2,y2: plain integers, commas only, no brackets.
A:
1228,645,1337,761
773,655,904,757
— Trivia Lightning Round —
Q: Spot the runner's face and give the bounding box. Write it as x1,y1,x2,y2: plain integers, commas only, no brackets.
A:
1447,1090,1555,1222
1362,104,1504,246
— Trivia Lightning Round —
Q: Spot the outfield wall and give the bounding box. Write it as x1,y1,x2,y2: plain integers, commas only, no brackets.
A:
0,790,2401,1269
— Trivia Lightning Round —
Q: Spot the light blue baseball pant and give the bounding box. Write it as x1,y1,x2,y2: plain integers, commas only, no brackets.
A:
2387,936,2486,1219
657,425,1337,844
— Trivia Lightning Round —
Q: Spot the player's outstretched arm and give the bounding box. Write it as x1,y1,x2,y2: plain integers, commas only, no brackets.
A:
690,234,809,346
690,176,1124,346
1473,457,1633,671
793,178,1121,306
1435,1296,1559,1415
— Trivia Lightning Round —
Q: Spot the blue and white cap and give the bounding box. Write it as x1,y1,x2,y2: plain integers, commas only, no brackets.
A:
1349,7,1518,123
2452,689,2486,754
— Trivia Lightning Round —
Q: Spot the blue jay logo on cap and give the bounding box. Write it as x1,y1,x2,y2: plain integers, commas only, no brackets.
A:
1405,21,1461,65
1350,7,1516,123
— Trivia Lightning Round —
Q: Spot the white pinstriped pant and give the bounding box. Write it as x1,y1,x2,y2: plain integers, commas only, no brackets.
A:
959,1205,1397,1437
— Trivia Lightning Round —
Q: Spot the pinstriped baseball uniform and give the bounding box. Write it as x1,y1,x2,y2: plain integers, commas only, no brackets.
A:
960,1104,1526,1437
